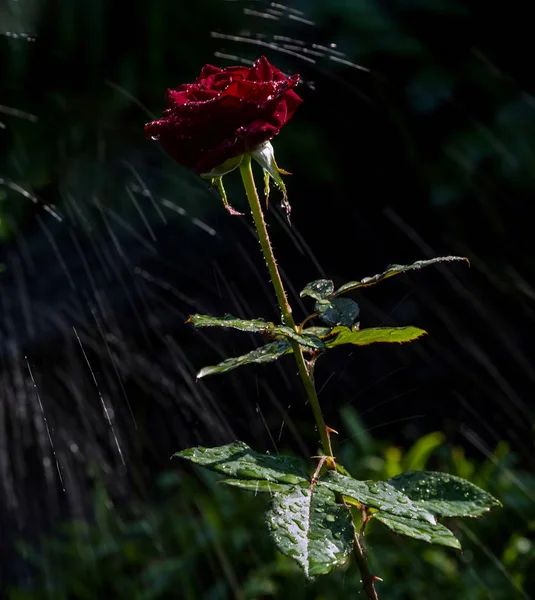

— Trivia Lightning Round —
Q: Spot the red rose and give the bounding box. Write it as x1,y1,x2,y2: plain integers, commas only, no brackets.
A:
145,56,302,174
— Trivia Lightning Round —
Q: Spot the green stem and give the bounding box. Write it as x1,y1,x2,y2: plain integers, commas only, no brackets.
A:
239,154,378,600
238,155,331,457
239,156,293,326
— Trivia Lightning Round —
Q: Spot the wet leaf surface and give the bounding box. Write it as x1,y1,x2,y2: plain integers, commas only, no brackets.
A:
274,325,325,350
315,298,360,327
188,313,274,332
196,340,292,378
319,471,436,524
266,484,354,578
334,256,468,296
373,512,461,549
388,471,501,518
188,315,324,350
220,479,292,494
174,442,308,485
300,279,335,301
302,326,332,338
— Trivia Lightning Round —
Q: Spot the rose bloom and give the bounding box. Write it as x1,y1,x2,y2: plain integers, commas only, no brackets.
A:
145,56,302,174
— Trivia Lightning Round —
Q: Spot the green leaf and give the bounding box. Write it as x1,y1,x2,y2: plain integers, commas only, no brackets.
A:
274,326,325,350
325,326,426,348
319,471,436,524
333,256,468,296
174,442,308,485
188,314,274,332
373,513,461,550
196,340,292,378
315,298,360,327
220,479,292,494
302,326,332,338
300,279,335,301
188,314,324,350
388,471,501,518
266,484,354,578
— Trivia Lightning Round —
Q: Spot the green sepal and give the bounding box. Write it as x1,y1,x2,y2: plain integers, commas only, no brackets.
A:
251,141,291,220
204,174,244,216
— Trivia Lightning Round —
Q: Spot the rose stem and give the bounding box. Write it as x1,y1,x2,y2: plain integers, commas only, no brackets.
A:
239,154,379,600
355,508,380,600
238,154,330,458
353,531,379,600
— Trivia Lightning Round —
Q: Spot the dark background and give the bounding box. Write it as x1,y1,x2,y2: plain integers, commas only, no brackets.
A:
1,0,535,594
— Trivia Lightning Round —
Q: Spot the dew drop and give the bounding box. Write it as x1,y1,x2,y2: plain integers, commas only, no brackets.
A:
151,135,160,141
294,520,306,532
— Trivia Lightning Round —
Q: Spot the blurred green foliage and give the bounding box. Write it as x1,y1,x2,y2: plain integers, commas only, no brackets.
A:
9,407,534,599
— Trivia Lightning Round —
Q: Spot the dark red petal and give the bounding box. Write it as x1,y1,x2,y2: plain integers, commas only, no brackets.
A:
147,57,303,174
145,118,203,169
195,64,222,81
166,89,191,108
247,56,275,82
220,66,250,79
208,74,232,91
277,87,303,120
271,67,289,83
187,87,220,102
221,79,277,103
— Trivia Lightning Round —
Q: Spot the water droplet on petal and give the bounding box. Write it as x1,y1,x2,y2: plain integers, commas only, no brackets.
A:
151,135,160,141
